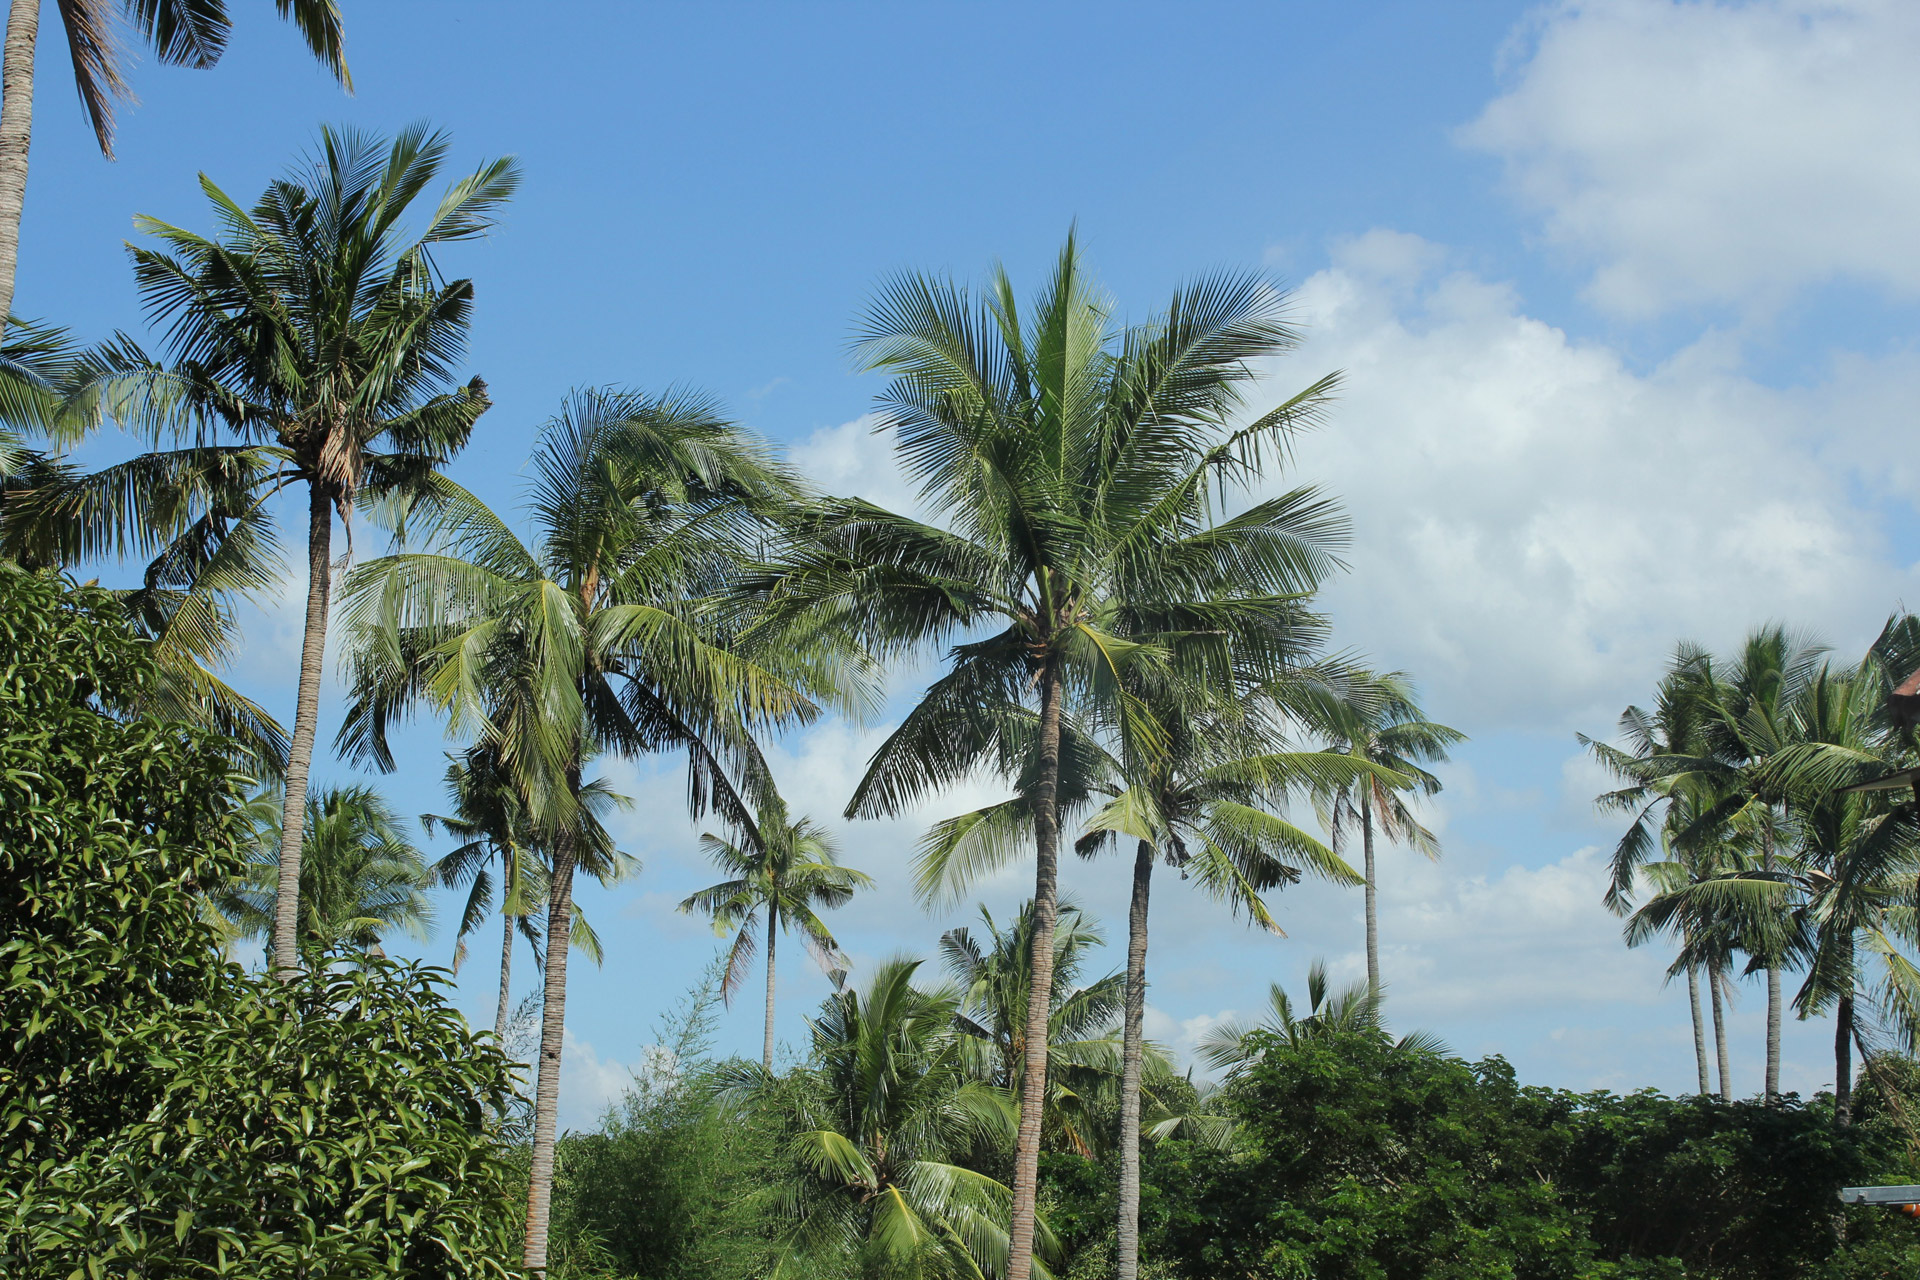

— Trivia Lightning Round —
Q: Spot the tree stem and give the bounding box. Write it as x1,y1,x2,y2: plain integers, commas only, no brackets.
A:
522,838,576,1274
1362,791,1378,993
0,0,38,324
1116,838,1153,1280
764,905,778,1072
1007,657,1063,1280
1710,964,1732,1102
1687,959,1710,1096
271,485,334,979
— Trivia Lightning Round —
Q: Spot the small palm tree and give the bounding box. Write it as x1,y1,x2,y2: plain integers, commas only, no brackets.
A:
1316,672,1462,994
679,795,871,1070
0,0,349,321
718,957,1058,1280
12,125,518,981
1196,959,1445,1075
423,744,636,1035
221,783,431,964
938,901,1136,1157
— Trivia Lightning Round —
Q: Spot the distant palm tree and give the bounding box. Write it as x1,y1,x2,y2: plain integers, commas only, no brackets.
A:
679,795,871,1070
938,901,1137,1157
0,0,349,321
1196,959,1446,1075
1317,672,1461,993
754,235,1344,1280
717,957,1058,1280
424,744,636,1035
336,387,837,1273
1585,652,1723,1095
11,126,517,981
222,783,431,964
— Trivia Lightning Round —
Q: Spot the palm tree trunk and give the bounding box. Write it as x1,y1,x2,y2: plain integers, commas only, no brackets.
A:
1115,838,1154,1280
1687,960,1710,1095
522,840,576,1275
1762,815,1781,1102
0,0,38,324
1362,791,1379,993
1710,964,1732,1101
495,901,514,1036
763,905,778,1072
1007,657,1064,1280
270,486,334,979
1835,991,1855,1126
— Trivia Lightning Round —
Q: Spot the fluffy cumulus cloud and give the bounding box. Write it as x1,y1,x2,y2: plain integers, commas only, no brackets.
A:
1462,0,1920,315
1273,230,1920,733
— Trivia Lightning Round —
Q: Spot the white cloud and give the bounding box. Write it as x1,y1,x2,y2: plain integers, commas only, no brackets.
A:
1462,0,1920,315
789,413,923,516
558,1029,637,1130
1270,239,1920,732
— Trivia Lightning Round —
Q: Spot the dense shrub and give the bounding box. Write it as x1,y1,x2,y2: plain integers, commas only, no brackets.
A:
0,571,522,1277
1039,1028,1920,1280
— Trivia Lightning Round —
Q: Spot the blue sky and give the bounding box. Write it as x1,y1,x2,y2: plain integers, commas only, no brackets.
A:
24,0,1920,1124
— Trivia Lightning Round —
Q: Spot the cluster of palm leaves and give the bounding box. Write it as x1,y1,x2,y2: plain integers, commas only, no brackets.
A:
0,119,1469,1274
1587,619,1920,1123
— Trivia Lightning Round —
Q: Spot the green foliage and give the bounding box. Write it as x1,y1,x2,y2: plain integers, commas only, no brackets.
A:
1037,1028,1920,1280
0,571,520,1276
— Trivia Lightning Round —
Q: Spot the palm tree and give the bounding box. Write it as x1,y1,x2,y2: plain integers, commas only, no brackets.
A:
0,325,289,772
220,783,431,963
1076,685,1383,1280
1585,652,1724,1095
9,126,517,982
679,794,872,1070
1195,958,1446,1074
0,0,348,322
718,957,1056,1280
1317,672,1461,993
751,235,1343,1280
938,901,1135,1158
423,744,637,1036
335,387,841,1273
1628,627,1827,1102
1652,655,1920,1123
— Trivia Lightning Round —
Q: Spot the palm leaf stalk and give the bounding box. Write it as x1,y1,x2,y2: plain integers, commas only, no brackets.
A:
680,793,871,1070
336,386,853,1273
0,0,349,323
749,234,1346,1280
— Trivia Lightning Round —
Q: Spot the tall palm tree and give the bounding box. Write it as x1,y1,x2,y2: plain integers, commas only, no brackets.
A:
9,126,517,982
751,236,1343,1280
423,744,636,1036
717,957,1056,1280
0,0,349,321
1585,652,1724,1095
1077,687,1382,1280
679,794,871,1070
1652,656,1920,1123
335,387,842,1273
938,901,1134,1158
1646,628,1826,1101
1195,958,1446,1074
1317,672,1461,993
220,782,431,964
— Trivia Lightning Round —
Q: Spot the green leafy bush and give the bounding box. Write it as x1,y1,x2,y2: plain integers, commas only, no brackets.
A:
0,570,521,1277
